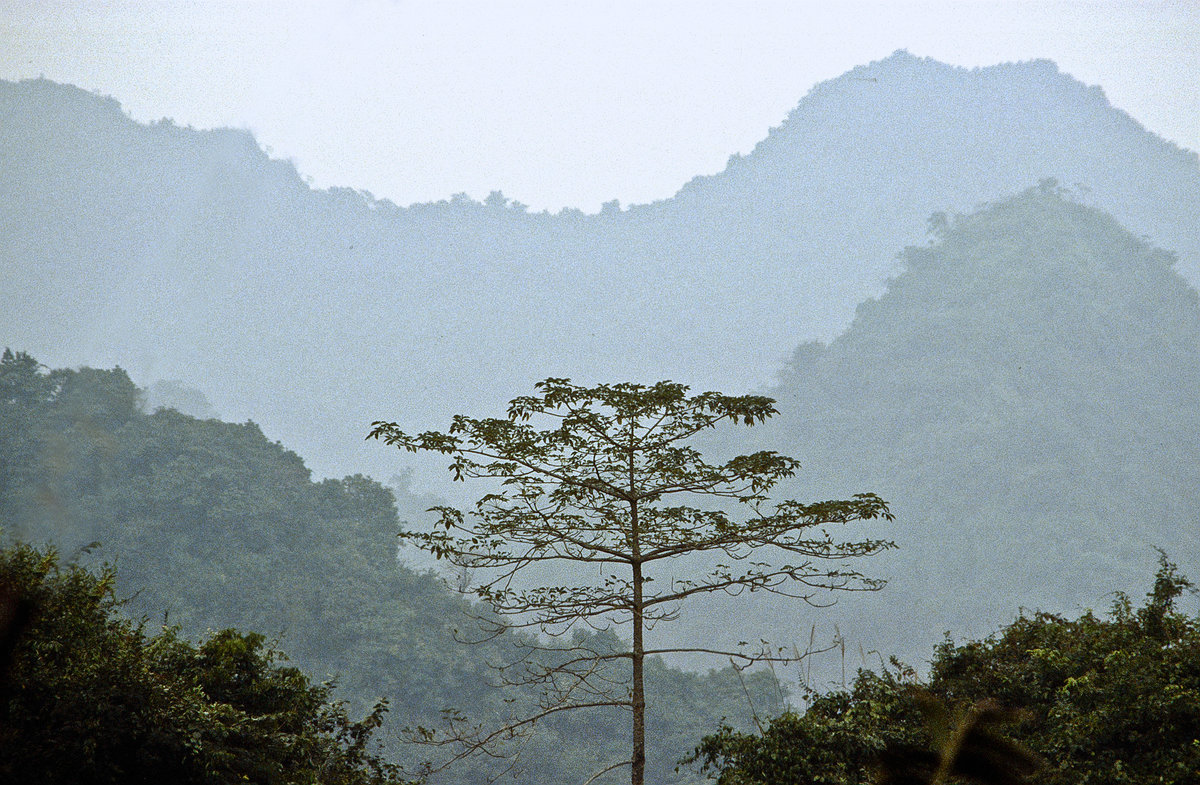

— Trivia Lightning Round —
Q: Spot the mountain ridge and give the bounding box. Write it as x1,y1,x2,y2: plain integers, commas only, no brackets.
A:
2,52,1197,490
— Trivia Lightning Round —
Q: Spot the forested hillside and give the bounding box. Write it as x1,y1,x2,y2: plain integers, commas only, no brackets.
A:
0,351,778,785
689,185,1200,676
2,52,1196,488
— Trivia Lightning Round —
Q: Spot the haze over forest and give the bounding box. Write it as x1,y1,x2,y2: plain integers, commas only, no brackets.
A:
3,46,1200,784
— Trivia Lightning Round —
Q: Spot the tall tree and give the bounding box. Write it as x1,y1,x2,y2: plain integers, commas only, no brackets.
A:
369,379,894,785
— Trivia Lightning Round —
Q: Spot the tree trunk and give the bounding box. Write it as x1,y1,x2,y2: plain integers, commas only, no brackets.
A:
631,559,645,785
630,485,645,785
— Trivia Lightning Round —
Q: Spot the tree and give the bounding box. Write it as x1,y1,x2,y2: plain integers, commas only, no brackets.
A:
690,558,1200,785
690,684,1041,785
686,670,926,785
875,693,1042,785
0,540,407,785
369,379,894,785
928,556,1200,785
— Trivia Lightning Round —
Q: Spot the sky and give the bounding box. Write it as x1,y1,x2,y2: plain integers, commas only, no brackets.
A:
2,0,1198,213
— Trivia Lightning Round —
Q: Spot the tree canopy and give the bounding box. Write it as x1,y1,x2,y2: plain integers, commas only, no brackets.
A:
689,557,1200,785
0,541,405,785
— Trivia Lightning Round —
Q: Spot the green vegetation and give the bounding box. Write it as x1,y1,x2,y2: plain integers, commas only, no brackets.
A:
369,379,893,785
0,349,778,785
0,541,403,784
689,558,1200,784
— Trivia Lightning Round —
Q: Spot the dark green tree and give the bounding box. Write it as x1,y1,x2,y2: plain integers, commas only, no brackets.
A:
0,349,57,525
928,556,1200,785
875,693,1041,785
687,670,925,785
370,379,894,785
690,558,1200,785
0,541,406,785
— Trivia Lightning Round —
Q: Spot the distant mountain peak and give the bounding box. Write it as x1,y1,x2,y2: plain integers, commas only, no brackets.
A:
2,56,1197,492
777,185,1198,399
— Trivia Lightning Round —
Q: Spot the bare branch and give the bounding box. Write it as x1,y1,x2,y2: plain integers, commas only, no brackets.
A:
582,760,634,785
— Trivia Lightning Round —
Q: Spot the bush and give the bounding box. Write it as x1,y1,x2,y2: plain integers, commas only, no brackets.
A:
690,558,1200,785
0,541,406,785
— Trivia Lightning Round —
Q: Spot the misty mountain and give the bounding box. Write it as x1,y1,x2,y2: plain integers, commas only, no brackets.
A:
678,185,1200,677
2,51,1197,490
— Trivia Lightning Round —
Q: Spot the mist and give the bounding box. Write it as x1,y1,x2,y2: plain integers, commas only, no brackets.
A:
4,9,1200,784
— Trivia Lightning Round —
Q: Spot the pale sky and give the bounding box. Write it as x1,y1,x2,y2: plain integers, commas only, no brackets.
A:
2,1,1197,213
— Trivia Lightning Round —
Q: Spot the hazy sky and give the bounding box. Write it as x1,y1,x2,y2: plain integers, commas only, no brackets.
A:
3,1,1197,213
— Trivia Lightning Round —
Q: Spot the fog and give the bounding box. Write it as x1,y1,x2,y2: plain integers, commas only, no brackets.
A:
3,6,1200,783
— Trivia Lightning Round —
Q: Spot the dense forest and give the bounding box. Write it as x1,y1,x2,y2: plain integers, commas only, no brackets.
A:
690,558,1200,784
0,541,404,785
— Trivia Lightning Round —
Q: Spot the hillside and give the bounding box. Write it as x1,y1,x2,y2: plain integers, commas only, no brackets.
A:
2,52,1197,490
681,185,1200,676
0,351,778,785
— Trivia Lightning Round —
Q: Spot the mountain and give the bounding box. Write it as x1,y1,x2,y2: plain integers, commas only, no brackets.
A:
677,185,1200,677
2,52,1197,491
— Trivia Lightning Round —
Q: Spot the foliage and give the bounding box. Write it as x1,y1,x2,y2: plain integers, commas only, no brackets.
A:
370,379,894,785
875,693,1042,785
689,685,1040,785
688,670,924,785
0,540,405,785
929,557,1200,785
689,559,1200,784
